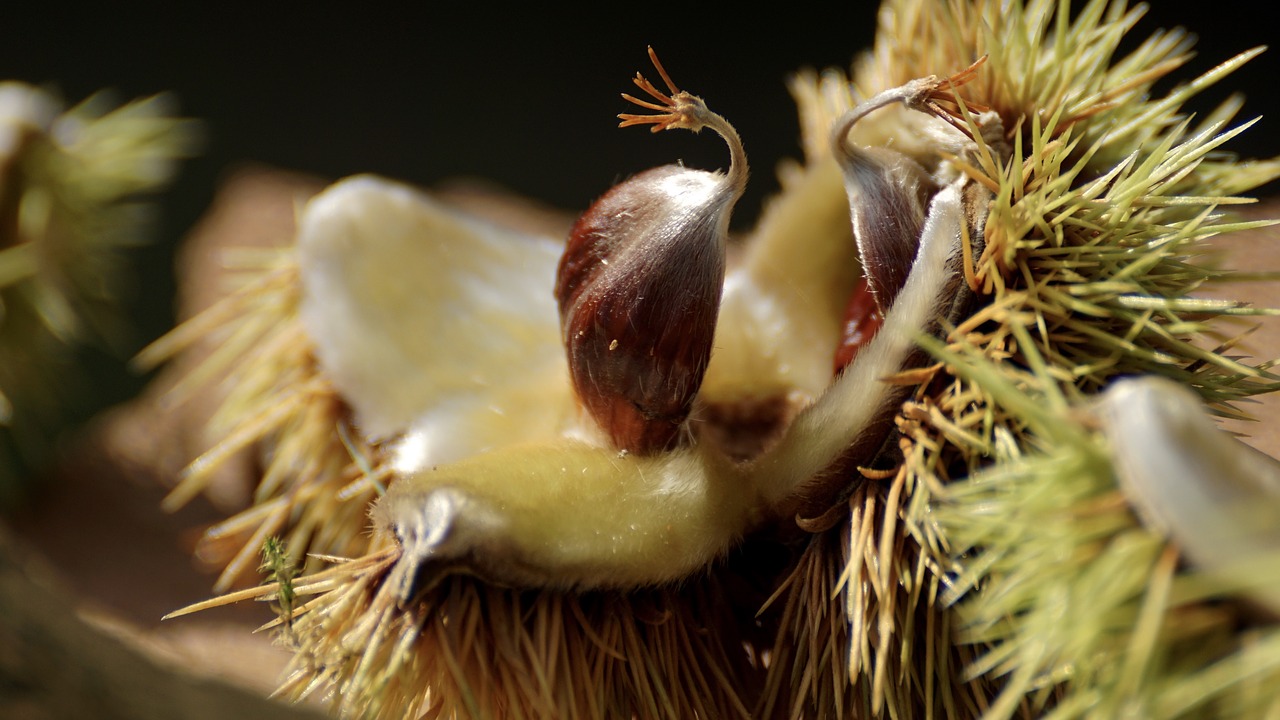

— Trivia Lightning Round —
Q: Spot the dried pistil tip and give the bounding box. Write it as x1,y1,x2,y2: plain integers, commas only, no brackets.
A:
556,47,749,453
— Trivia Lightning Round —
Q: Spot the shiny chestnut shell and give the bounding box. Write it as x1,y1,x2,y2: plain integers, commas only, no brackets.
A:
556,164,733,454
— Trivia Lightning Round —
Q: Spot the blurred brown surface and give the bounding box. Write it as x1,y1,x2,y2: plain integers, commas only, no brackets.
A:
0,522,326,720
1202,198,1280,452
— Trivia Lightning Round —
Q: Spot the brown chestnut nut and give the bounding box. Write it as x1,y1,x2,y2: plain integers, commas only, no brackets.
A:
829,57,985,374
831,57,985,317
555,48,748,454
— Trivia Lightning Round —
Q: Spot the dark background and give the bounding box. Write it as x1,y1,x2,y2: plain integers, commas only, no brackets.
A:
2,2,1278,439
